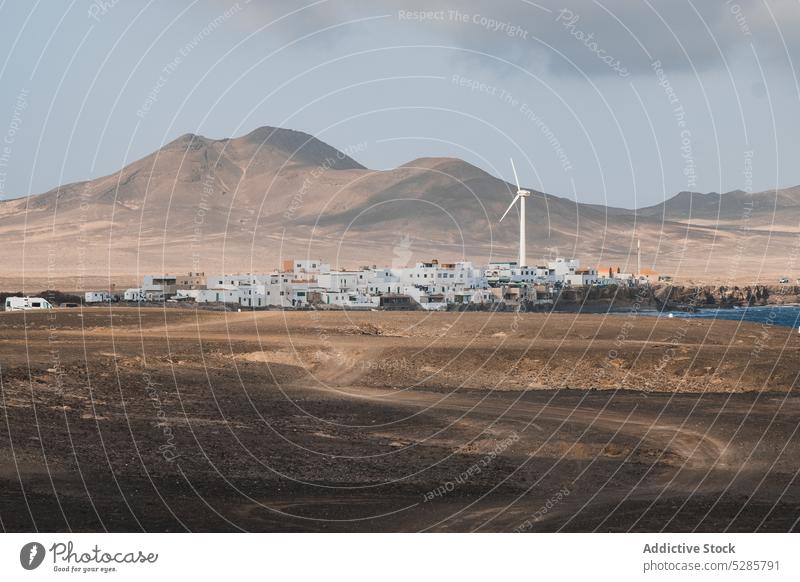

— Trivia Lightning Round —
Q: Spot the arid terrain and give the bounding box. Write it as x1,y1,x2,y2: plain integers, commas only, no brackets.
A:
1,308,799,532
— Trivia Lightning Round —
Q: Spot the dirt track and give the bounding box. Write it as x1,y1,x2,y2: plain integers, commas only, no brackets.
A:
1,308,799,531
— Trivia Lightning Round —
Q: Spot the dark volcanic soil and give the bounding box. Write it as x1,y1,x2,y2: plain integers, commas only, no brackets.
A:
0,308,799,532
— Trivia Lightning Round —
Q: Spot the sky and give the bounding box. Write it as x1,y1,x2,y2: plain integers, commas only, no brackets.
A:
0,0,798,209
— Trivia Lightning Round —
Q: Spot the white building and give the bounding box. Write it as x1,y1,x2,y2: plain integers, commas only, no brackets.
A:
484,262,539,285
399,260,483,292
206,274,252,288
143,275,177,295
237,280,314,308
143,253,633,312
548,258,580,278
317,270,366,292
614,272,635,283
287,282,313,307
181,288,243,304
364,268,403,295
262,283,292,307
140,273,205,298
237,285,263,308
564,268,601,287
283,258,330,281
320,291,380,308
533,265,556,282
402,286,448,310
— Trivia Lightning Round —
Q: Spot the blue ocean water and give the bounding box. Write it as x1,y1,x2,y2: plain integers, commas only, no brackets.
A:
638,305,800,328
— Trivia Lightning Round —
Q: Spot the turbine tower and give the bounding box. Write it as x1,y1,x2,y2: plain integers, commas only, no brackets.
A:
499,158,531,267
637,239,641,276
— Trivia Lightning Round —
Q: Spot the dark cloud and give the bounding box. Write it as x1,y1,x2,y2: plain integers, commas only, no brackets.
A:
212,0,800,77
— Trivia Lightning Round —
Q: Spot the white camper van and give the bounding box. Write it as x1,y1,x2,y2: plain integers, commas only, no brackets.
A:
85,291,112,303
4,297,54,311
123,288,145,302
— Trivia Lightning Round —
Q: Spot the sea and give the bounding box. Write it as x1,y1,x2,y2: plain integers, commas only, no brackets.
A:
630,305,800,329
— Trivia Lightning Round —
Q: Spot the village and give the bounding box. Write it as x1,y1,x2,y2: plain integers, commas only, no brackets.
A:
74,256,663,311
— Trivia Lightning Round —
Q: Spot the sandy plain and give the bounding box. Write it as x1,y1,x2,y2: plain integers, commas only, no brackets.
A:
0,308,798,531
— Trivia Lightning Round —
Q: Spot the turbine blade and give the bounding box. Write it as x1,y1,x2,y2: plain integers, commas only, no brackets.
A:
510,158,521,191
499,193,521,222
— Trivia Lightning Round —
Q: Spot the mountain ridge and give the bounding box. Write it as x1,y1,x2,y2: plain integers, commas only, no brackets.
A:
1,125,798,285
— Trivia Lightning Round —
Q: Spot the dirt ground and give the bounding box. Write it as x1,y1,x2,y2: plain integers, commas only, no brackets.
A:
1,307,799,532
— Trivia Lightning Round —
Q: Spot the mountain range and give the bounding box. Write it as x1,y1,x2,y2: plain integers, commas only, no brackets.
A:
1,125,797,288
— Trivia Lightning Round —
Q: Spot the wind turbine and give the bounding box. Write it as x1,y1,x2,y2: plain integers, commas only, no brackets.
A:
499,158,531,267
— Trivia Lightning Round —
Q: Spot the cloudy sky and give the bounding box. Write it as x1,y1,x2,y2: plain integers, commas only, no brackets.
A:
0,0,798,208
